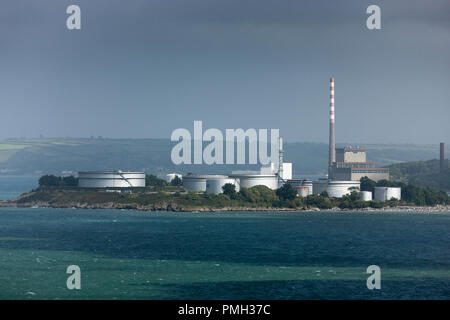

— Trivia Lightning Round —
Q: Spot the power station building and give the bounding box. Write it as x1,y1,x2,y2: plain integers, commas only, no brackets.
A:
312,77,389,199
181,77,392,198
329,147,390,182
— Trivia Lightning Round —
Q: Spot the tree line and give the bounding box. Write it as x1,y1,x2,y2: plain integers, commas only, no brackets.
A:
38,175,78,187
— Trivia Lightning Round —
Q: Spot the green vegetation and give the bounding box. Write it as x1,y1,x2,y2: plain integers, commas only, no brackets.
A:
170,176,183,186
16,173,449,211
276,183,298,201
145,174,168,187
222,183,238,199
38,175,78,187
387,159,450,190
360,177,449,206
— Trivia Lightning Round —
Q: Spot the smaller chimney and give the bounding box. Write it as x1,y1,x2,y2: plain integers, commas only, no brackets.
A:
440,142,445,171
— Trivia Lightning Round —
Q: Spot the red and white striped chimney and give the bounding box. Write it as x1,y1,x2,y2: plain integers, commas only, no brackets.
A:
328,77,335,178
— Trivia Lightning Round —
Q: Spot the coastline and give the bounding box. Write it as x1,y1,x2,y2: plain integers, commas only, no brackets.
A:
1,200,449,213
1,187,449,213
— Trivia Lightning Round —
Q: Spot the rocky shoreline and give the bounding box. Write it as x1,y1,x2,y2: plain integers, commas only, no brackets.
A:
1,200,449,213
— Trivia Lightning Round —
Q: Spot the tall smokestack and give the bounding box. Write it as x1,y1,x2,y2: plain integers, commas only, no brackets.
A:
440,142,445,171
329,77,335,179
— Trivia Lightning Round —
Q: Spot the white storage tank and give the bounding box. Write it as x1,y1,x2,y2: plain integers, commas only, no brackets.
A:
295,186,310,197
78,171,145,188
205,176,240,194
182,174,209,192
313,179,328,194
288,179,313,196
374,187,401,201
326,181,360,198
360,191,373,201
230,174,279,190
161,173,182,182
302,180,313,195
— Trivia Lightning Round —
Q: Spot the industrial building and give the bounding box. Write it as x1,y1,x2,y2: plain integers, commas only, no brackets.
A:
329,147,389,182
78,171,146,188
309,77,398,198
311,78,362,198
181,77,393,199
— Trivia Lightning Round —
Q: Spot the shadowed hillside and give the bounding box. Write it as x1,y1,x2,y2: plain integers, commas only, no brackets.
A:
388,159,450,190
0,138,443,177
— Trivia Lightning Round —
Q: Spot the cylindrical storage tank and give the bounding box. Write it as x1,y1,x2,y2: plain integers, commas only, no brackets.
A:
375,187,402,201
360,191,373,201
326,181,360,198
375,187,401,201
287,179,303,188
287,179,313,196
78,171,145,188
295,186,310,197
162,173,182,182
230,174,278,190
205,176,240,194
313,179,328,195
374,187,388,201
182,174,208,192
302,180,313,195
386,187,401,200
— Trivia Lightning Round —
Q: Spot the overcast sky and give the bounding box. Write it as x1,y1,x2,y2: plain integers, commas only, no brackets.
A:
0,0,449,144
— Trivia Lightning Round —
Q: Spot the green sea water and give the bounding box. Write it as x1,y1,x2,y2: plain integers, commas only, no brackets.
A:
0,207,449,300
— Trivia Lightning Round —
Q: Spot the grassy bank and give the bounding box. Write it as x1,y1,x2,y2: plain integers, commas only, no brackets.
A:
2,184,448,212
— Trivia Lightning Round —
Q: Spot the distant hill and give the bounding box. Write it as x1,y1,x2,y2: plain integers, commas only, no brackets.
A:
0,138,443,177
388,159,450,190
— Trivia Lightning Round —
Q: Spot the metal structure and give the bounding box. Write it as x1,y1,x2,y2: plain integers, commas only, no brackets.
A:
374,187,401,201
313,179,328,195
441,143,445,171
205,177,240,194
329,77,335,178
78,171,145,188
360,191,373,201
278,136,284,187
288,179,313,196
230,174,279,190
326,180,360,198
182,174,212,192
295,186,310,198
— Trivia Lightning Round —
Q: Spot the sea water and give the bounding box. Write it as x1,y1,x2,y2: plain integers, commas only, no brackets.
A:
0,175,38,201
0,207,449,299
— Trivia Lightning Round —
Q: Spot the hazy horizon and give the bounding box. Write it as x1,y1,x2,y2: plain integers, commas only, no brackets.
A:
1,0,449,144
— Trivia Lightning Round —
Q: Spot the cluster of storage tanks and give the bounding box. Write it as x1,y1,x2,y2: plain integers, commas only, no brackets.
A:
359,187,401,201
182,173,280,194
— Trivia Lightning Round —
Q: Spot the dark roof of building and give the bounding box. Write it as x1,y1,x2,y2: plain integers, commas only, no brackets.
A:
350,168,389,171
336,147,366,151
334,162,375,165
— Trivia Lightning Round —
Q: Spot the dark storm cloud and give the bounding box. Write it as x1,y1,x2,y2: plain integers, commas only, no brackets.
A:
0,0,449,144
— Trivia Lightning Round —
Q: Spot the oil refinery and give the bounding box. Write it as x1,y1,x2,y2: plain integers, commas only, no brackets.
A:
77,77,397,200
178,77,394,199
